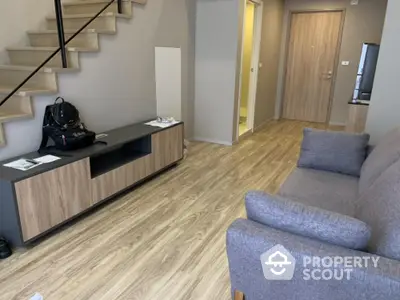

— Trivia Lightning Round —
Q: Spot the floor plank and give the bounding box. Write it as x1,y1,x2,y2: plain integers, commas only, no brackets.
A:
0,120,342,300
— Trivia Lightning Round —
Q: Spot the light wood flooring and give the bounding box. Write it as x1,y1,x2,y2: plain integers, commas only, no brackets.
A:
0,120,342,300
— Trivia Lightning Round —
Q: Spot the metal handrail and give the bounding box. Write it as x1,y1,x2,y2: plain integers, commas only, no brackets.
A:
54,0,68,68
0,0,122,107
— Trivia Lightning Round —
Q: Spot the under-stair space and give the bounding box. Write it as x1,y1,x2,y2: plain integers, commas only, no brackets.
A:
0,0,147,146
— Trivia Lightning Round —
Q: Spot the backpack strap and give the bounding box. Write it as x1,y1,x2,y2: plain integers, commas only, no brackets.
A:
37,105,54,152
38,129,49,152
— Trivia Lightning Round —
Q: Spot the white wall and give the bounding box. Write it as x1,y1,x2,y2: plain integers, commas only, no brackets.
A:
0,0,196,160
365,0,399,143
194,0,241,145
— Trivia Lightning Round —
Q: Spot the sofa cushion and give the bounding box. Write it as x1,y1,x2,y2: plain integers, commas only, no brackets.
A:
245,191,371,250
279,168,359,216
356,159,400,260
298,128,370,177
359,127,400,194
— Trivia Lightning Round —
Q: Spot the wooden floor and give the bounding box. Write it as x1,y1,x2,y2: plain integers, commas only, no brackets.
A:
0,120,342,300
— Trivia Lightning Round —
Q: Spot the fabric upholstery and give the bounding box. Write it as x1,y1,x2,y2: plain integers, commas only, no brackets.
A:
225,126,400,300
359,127,400,194
356,159,400,260
298,128,370,177
226,219,400,300
279,168,358,216
245,191,371,250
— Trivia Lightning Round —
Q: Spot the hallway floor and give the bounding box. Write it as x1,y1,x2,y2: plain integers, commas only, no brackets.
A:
0,120,343,300
239,122,249,136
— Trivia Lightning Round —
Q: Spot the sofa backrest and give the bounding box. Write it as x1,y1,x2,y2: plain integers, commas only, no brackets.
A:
356,158,400,260
359,127,400,194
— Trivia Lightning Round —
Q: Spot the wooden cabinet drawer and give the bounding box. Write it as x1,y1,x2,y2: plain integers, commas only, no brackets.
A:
14,159,91,241
91,154,153,204
152,124,184,172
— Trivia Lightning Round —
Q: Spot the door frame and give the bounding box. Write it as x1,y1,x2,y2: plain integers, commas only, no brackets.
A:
279,9,346,123
236,0,263,141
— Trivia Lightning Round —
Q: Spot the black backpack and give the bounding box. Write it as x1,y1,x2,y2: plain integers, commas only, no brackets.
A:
39,97,96,151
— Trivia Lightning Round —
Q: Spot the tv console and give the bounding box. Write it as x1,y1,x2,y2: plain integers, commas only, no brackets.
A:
0,121,184,246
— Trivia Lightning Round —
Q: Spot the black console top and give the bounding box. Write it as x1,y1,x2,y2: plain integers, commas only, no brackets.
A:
0,121,183,182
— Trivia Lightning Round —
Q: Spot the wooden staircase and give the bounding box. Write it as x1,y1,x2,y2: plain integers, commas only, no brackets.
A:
0,0,147,146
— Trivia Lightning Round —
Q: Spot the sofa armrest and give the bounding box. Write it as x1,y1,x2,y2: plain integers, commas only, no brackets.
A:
245,191,371,249
226,219,400,300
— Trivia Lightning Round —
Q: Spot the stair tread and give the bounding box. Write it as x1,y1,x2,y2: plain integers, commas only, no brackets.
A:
0,86,57,95
46,12,129,19
27,29,115,34
62,0,146,5
0,111,32,122
63,0,132,5
0,65,79,73
7,46,98,52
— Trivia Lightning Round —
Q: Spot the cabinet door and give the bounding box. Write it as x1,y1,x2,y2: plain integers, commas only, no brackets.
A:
14,159,91,241
91,154,153,204
152,124,184,172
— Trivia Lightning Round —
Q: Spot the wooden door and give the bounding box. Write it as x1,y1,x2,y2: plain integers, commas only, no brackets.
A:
282,11,343,123
15,159,92,241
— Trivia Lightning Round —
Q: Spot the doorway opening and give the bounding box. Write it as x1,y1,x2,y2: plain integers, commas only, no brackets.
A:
237,0,263,139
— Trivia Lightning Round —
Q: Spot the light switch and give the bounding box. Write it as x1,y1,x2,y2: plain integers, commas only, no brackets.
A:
341,61,350,66
350,0,359,5
259,63,263,68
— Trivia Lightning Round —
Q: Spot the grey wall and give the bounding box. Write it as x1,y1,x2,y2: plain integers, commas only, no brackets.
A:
253,0,284,128
365,0,399,143
194,0,241,145
0,0,54,64
194,0,285,141
0,0,195,160
275,0,387,125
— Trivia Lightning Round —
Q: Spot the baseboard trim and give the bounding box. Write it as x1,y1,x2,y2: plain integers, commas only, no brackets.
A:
192,137,233,146
254,119,273,132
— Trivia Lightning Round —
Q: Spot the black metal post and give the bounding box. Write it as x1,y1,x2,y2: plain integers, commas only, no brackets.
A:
54,0,68,68
117,0,122,14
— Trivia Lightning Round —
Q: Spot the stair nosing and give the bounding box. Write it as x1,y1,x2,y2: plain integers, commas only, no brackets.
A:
0,65,79,73
63,0,132,6
27,29,115,34
6,46,98,52
46,12,129,19
0,87,58,96
0,112,33,123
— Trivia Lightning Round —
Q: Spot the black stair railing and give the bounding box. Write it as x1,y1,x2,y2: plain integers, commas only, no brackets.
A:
54,0,68,68
0,0,122,107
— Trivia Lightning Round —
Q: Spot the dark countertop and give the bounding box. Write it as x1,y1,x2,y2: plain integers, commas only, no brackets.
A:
0,121,183,182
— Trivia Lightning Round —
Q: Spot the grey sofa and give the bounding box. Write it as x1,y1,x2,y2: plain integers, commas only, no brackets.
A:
226,128,400,300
